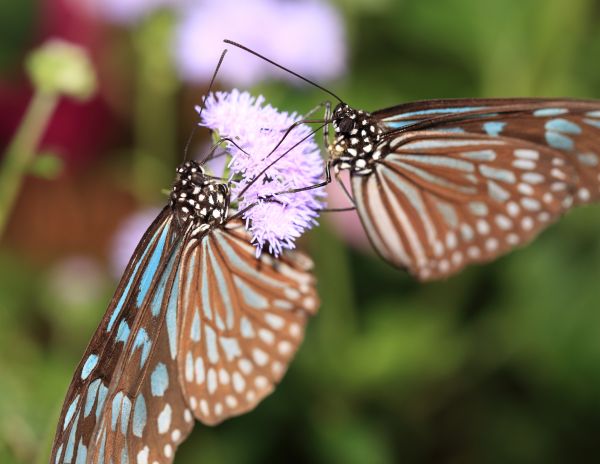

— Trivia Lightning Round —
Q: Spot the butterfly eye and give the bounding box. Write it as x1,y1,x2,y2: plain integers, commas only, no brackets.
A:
339,117,355,133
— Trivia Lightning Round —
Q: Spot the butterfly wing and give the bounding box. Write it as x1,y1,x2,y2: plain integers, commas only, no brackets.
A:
352,130,577,280
376,98,600,203
177,222,318,425
51,214,318,463
50,208,192,463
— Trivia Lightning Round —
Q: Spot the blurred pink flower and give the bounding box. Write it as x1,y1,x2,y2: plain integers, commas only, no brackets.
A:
47,256,106,307
174,0,346,86
109,207,161,278
325,170,371,251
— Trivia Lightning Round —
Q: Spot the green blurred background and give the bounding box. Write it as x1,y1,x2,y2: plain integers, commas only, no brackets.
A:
2,0,600,463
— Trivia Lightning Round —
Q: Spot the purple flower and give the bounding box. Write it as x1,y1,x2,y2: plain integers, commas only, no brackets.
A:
110,207,161,277
174,0,346,86
199,89,326,256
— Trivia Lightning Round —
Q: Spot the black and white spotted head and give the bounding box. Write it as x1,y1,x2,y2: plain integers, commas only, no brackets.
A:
170,160,229,234
329,103,384,175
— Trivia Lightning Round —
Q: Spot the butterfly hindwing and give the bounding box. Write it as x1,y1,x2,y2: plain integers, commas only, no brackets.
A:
352,131,577,280
177,223,318,425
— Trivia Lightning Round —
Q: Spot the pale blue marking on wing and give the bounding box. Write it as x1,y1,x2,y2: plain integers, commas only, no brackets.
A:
151,248,179,317
545,118,581,134
586,110,600,118
384,120,418,129
63,394,80,431
132,328,152,367
398,139,503,150
108,266,139,333
81,354,98,380
95,382,108,421
479,165,516,184
205,324,219,364
120,395,132,435
116,320,130,344
220,337,242,361
428,127,466,133
436,202,458,228
483,121,506,136
137,221,171,307
55,444,63,464
75,440,87,464
233,275,269,310
240,317,255,338
150,362,169,397
121,445,129,464
461,149,496,161
208,247,235,329
166,264,181,359
578,153,599,166
383,106,485,121
190,310,201,342
64,418,78,463
107,221,168,332
97,427,107,464
132,395,147,438
545,132,574,151
84,379,101,418
583,118,600,129
111,391,124,431
533,108,568,117
200,243,212,321
392,154,475,172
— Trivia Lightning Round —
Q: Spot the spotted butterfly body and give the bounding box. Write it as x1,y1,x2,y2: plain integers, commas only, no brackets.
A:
51,161,319,464
329,98,600,280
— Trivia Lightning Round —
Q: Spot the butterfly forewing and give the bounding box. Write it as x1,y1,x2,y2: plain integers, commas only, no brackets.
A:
352,131,577,280
88,234,195,464
177,223,318,425
51,209,181,463
376,98,600,203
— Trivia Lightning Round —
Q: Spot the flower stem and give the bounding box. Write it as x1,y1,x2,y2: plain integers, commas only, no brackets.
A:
0,91,58,237
131,12,178,201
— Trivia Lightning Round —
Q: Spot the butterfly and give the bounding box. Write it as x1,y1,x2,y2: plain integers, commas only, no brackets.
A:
50,160,319,464
225,37,600,281
327,99,600,280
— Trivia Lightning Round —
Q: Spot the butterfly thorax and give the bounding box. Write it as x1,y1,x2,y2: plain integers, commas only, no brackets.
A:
170,160,230,234
329,103,384,175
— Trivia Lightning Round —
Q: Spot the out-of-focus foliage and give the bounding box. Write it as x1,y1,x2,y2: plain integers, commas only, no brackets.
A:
1,0,600,463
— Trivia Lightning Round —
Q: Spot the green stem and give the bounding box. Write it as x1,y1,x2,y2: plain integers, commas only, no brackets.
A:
0,91,58,237
310,223,358,361
131,12,178,201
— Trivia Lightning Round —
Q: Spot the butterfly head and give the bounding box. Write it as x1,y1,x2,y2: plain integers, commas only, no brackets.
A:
170,160,230,232
330,103,383,175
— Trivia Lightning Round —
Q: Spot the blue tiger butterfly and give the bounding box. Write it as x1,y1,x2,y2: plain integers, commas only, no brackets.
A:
51,160,319,464
226,40,600,281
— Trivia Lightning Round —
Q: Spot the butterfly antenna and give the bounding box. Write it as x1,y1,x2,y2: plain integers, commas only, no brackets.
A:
183,48,228,161
224,39,343,103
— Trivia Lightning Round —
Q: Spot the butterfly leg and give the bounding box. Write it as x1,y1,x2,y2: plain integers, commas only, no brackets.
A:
322,100,332,149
